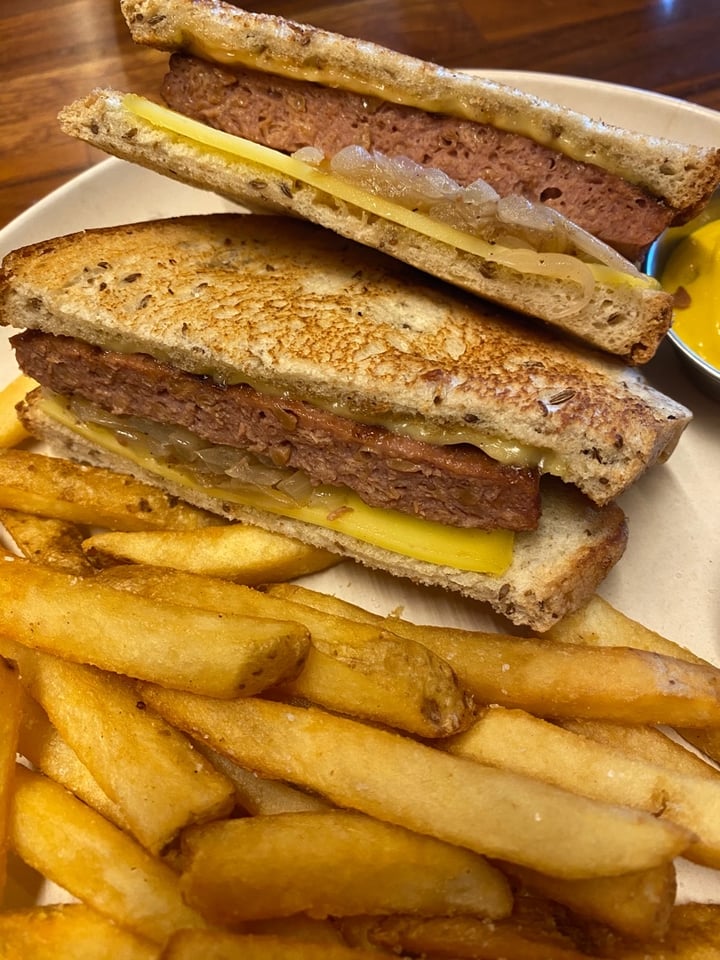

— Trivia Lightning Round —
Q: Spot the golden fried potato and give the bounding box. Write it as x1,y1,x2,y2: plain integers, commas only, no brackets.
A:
499,861,675,942
548,595,720,768
445,705,720,869
0,902,158,959
9,765,205,944
179,811,511,923
16,686,129,832
83,523,339,582
141,687,690,879
0,449,214,530
0,376,37,448
160,929,395,959
5,638,234,853
0,657,22,901
0,508,96,575
193,746,331,816
586,901,720,958
343,909,590,960
557,718,720,781
268,584,720,727
0,559,309,698
96,565,471,738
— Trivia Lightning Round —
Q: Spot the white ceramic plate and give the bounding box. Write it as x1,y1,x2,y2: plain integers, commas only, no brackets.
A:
2,72,720,910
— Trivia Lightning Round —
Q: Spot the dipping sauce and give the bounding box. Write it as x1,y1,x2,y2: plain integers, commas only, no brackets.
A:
661,219,720,369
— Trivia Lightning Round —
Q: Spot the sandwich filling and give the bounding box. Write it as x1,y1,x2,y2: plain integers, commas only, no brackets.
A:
161,54,674,260
13,330,540,533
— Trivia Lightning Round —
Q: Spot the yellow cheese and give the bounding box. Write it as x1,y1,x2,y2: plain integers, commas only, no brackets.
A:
124,95,650,292
41,394,514,576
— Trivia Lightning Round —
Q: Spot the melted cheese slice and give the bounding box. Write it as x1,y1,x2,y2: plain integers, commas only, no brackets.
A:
41,394,515,576
125,95,650,292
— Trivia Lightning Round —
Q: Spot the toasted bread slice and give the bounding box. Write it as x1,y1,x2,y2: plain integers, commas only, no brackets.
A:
0,215,691,506
121,0,720,220
58,90,675,363
19,389,628,632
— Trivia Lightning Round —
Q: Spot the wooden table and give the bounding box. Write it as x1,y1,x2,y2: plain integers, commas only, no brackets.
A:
2,0,720,229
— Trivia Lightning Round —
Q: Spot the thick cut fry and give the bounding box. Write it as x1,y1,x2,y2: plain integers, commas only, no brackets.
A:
345,910,591,960
498,861,676,941
587,901,720,958
195,745,331,815
445,706,720,869
0,448,214,530
547,595,720,767
180,810,511,923
0,559,309,698
15,685,129,831
0,508,96,575
96,565,471,738
268,583,720,726
84,523,338,581
141,688,690,879
0,902,159,960
0,657,22,901
161,930,396,959
4,636,234,852
0,375,37,448
545,593,703,662
9,765,205,944
240,916,345,943
557,718,720,781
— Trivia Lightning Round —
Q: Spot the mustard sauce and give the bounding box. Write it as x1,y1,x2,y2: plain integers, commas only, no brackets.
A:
661,218,720,369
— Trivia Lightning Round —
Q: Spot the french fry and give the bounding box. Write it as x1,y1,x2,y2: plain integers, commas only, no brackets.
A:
83,523,339,582
499,860,676,942
9,765,205,944
0,902,159,960
96,565,472,738
445,705,720,869
341,908,592,960
194,745,331,815
0,449,215,530
268,583,720,727
240,915,346,943
0,375,37,448
15,686,130,832
160,929,396,959
0,508,96,575
556,718,720,781
547,594,720,768
585,901,720,958
0,658,22,903
4,636,235,852
179,810,512,923
0,558,310,698
141,687,690,879
545,594,702,662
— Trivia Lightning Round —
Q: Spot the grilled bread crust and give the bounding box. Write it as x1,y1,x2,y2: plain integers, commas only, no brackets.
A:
120,0,720,218
57,90,675,363
19,391,628,633
0,215,691,506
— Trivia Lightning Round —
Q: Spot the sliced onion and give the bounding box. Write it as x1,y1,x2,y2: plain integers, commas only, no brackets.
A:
305,144,638,277
293,145,325,165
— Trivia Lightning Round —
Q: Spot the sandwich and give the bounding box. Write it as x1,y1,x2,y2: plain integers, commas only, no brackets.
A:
0,214,691,630
54,0,720,363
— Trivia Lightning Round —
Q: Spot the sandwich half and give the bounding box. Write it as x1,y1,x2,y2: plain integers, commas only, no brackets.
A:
0,215,691,630
54,0,720,362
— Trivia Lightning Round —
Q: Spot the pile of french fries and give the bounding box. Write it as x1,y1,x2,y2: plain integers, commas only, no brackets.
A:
1,373,720,959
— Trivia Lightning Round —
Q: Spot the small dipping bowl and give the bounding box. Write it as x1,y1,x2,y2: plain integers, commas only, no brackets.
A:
645,191,720,401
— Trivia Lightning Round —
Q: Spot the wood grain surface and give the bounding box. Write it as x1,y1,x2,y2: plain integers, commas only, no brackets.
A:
1,0,719,227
